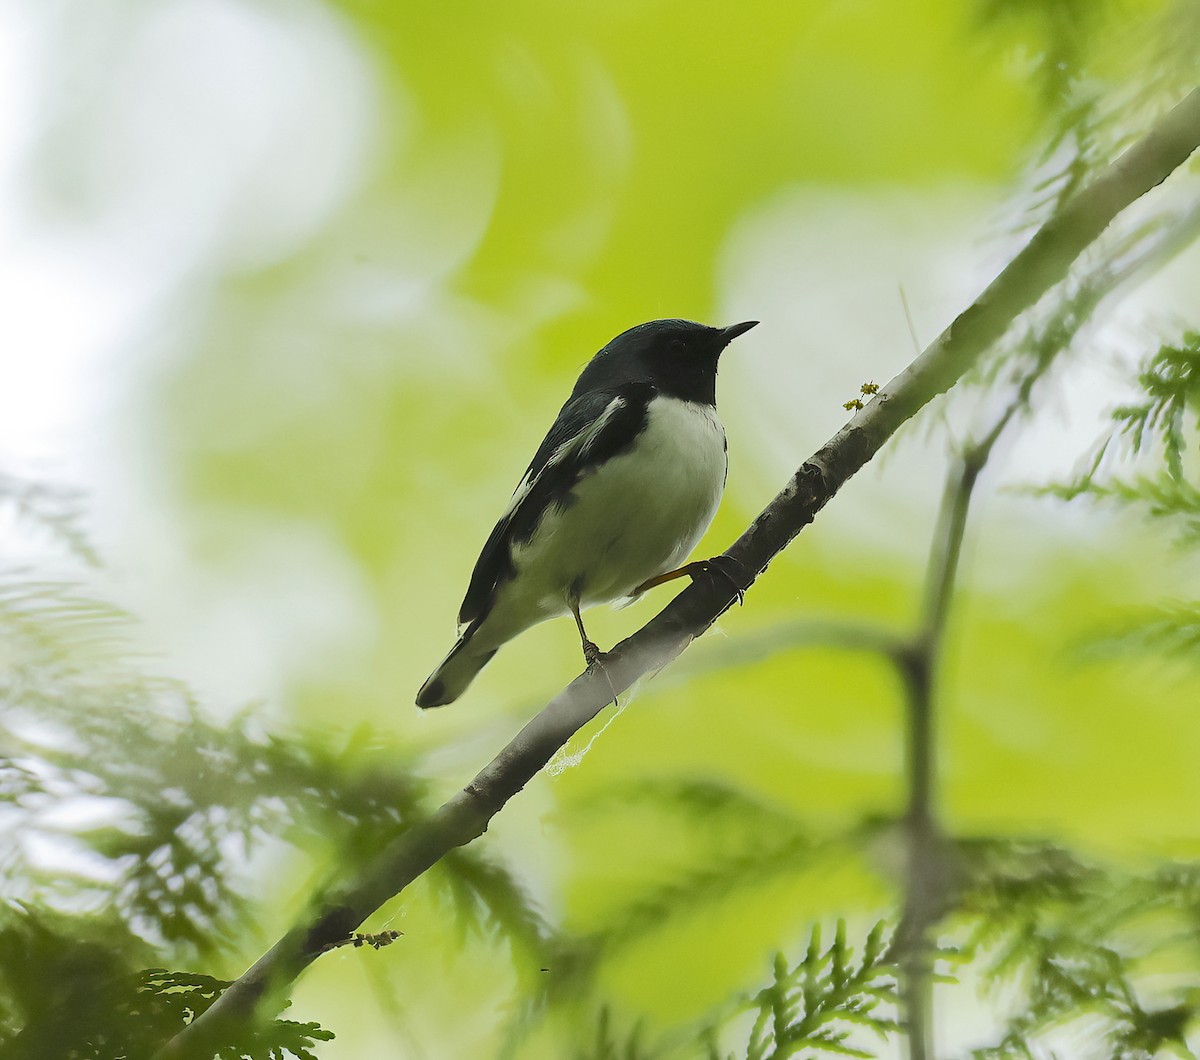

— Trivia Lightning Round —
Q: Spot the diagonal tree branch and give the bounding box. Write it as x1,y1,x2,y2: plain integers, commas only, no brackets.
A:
158,86,1200,1058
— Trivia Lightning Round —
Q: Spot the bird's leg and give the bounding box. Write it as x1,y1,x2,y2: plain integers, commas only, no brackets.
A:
570,589,619,709
569,594,605,667
632,555,749,605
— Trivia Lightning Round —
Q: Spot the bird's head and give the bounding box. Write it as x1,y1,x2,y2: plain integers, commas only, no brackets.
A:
576,318,758,404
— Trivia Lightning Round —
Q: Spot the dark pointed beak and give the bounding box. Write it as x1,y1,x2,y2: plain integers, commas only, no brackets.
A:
719,320,759,345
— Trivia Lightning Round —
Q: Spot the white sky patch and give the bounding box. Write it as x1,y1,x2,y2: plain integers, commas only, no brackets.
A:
717,184,1200,566
0,0,386,720
0,0,376,481
129,515,379,711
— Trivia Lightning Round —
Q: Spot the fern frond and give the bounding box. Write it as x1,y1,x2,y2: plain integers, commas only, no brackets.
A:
1077,601,1200,661
0,472,99,566
586,831,813,958
711,921,899,1059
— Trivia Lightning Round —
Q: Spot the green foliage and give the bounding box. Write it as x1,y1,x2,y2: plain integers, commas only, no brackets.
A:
973,0,1106,104
437,844,555,969
0,475,552,1054
0,906,333,1059
718,921,899,1060
1113,333,1200,477
1045,472,1200,538
955,841,1200,1059
1083,601,1200,660
1042,332,1200,503
1,596,417,954
574,1007,656,1060
0,471,99,566
8,0,1200,1055
571,778,814,960
1034,331,1200,667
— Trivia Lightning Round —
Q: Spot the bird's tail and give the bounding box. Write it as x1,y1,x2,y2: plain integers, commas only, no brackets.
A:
416,629,498,708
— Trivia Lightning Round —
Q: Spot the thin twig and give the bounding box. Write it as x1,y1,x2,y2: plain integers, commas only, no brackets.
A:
887,178,1200,1054
889,206,1194,1060
892,413,1018,1060
157,87,1200,1059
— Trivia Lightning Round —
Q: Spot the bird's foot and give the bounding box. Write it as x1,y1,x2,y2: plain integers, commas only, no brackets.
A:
701,554,749,606
580,639,618,707
581,638,606,668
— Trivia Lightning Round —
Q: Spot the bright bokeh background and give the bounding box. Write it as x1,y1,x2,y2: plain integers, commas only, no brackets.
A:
4,0,1200,1055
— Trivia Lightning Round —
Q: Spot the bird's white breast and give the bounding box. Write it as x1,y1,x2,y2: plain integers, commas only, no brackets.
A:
511,394,727,612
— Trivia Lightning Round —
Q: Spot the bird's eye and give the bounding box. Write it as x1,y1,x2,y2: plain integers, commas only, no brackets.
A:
666,337,688,355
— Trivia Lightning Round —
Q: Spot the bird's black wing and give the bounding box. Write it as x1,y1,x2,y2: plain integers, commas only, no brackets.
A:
458,383,651,627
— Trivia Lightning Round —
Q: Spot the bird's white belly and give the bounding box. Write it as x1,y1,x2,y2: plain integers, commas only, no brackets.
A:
511,395,726,615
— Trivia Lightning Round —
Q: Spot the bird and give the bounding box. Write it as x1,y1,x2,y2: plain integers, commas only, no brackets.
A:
415,317,758,708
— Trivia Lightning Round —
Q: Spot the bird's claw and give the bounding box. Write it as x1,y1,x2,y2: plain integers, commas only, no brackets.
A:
581,640,618,708
699,555,748,606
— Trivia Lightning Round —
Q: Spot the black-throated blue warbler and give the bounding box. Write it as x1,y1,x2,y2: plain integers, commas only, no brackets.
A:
416,317,758,708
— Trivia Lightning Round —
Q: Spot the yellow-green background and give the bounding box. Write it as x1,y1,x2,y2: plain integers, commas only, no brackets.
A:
14,0,1200,1054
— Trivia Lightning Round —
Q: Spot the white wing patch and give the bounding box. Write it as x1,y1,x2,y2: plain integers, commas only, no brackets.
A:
554,395,626,461
498,396,626,524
